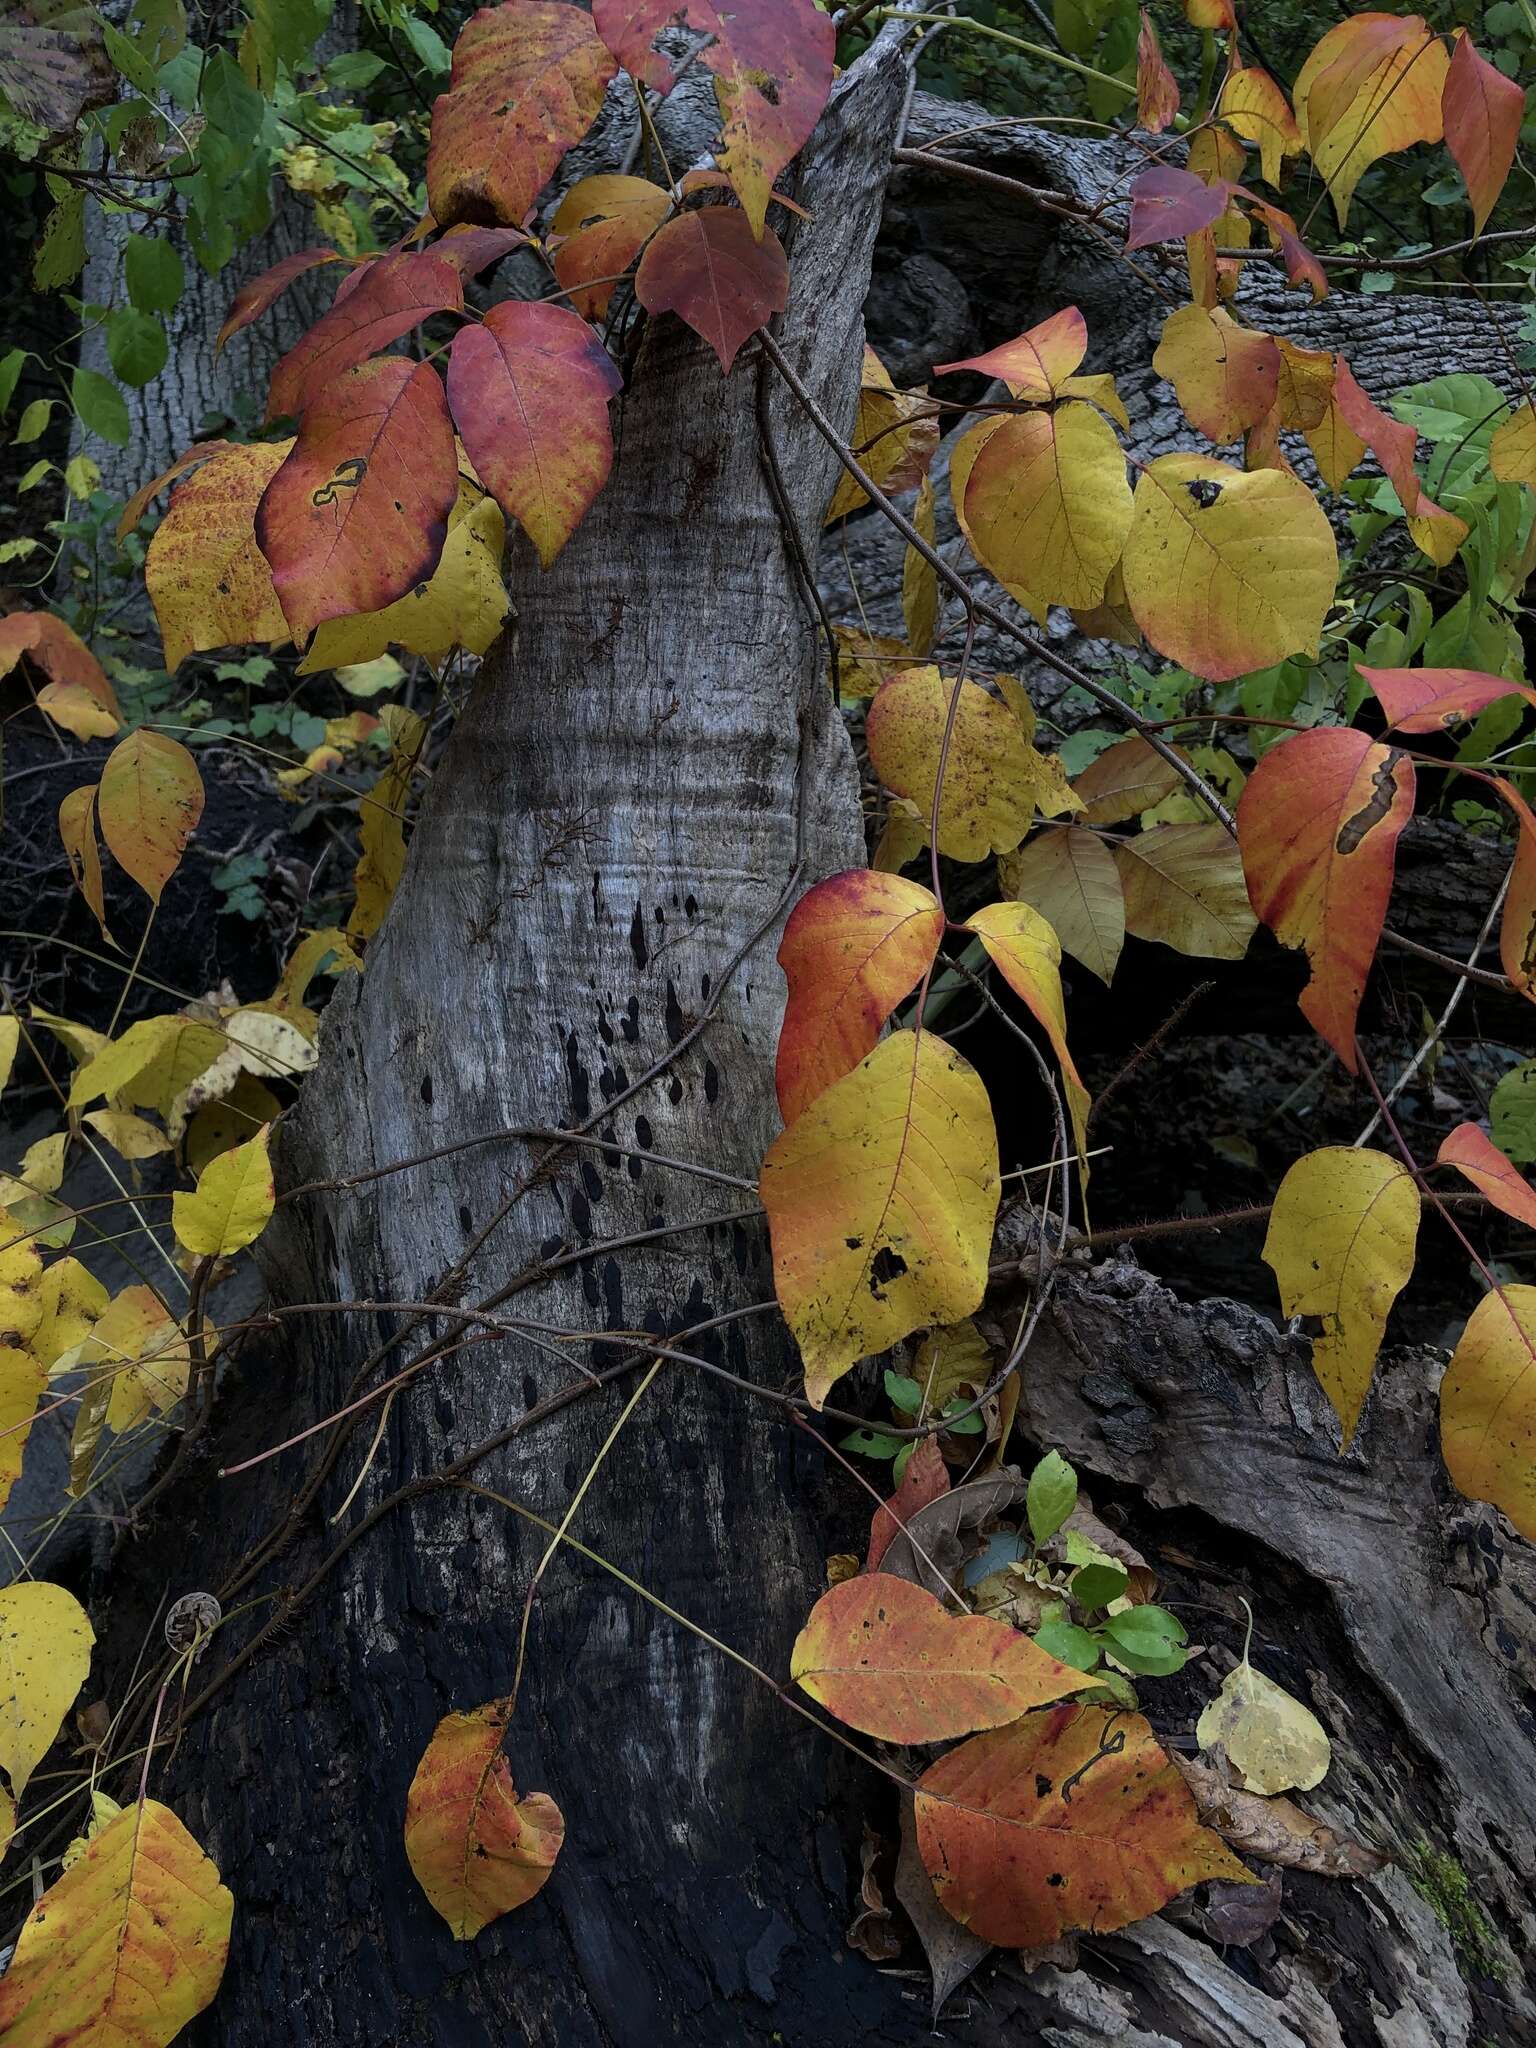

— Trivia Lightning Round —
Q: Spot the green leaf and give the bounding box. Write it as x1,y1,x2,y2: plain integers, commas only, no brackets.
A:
132,0,187,65
1034,1612,1100,1671
1492,1060,1536,1166
71,368,130,447
0,349,24,416
1103,1603,1187,1675
1071,1562,1129,1612
884,1369,922,1414
399,16,451,74
1025,1449,1076,1547
325,51,386,89
106,308,168,387
102,20,160,97
125,234,184,315
840,1430,904,1460
34,191,86,291
13,398,52,443
200,48,265,146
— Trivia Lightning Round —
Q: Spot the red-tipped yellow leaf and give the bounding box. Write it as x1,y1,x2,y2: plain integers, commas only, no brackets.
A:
791,1574,1089,1743
1153,304,1281,445
0,1798,232,2045
1441,1285,1536,1539
257,357,458,644
760,1029,1000,1408
1262,1146,1419,1443
936,307,1087,401
215,246,341,355
1358,663,1536,734
0,610,119,739
1136,11,1179,133
1237,728,1414,1070
957,401,1132,612
774,869,943,1126
1219,64,1302,188
1294,14,1449,225
145,443,290,671
999,825,1124,986
404,1698,565,1939
633,208,788,373
265,251,463,421
1438,1123,1536,1232
446,301,620,569
914,1705,1251,1949
964,899,1090,1164
426,0,617,231
593,0,834,238
551,174,670,318
1121,455,1337,682
98,730,204,905
1442,32,1525,233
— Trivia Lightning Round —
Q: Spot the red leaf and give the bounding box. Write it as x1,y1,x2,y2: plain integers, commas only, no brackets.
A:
437,225,532,278
256,358,458,644
216,247,341,356
1237,727,1415,1070
1437,1123,1536,1231
1358,663,1536,734
866,1437,949,1573
1126,167,1234,251
446,301,621,568
593,0,834,237
633,209,789,373
1331,358,1442,521
774,869,944,1126
1442,32,1526,234
1137,11,1180,134
265,251,464,421
426,0,617,230
936,308,1087,400
1250,200,1329,302
1492,776,1536,999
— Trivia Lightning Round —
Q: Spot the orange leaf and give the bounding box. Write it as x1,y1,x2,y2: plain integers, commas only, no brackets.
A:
866,1436,948,1572
115,438,238,542
1441,31,1525,234
446,301,621,569
936,307,1087,400
1438,1123,1536,1232
256,358,458,644
404,1699,565,1939
58,785,110,943
1136,11,1179,134
774,869,944,1126
1153,304,1281,444
1358,663,1536,734
97,730,204,905
215,246,341,355
593,0,834,238
265,251,463,421
0,611,119,739
426,0,617,231
790,1573,1088,1742
551,175,671,319
1237,728,1414,1071
1294,13,1448,225
1492,775,1536,999
964,899,1090,1164
633,209,789,373
1332,358,1459,547
1441,1285,1536,1539
914,1704,1251,1947
145,444,290,671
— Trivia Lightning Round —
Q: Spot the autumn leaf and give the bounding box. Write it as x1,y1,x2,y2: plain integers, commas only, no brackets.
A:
633,208,789,373
914,1704,1251,1948
1072,736,1187,824
760,1029,1000,1408
1115,823,1257,961
67,1014,228,1116
437,225,532,280
447,301,621,569
58,783,110,944
1122,456,1336,683
866,667,1079,863
0,610,119,738
551,174,670,318
1126,166,1235,251
1196,1634,1331,1796
999,827,1124,987
349,704,425,941
82,1285,191,1434
964,900,1090,1166
1490,403,1536,486
1237,728,1414,1069
1294,13,1449,225
936,307,1087,401
791,1574,1088,1743
1273,339,1337,431
97,730,204,905
1219,64,1302,188
265,250,464,422
1441,32,1524,234
84,1110,173,1160
404,1698,564,1938
0,1798,232,2046
0,1580,93,1800
1153,305,1281,445
145,442,291,671
1437,1123,1536,1231
1494,776,1536,999
0,1345,46,1517
775,870,943,1127
215,245,341,355
956,402,1132,613
1358,662,1536,734
827,347,938,522
593,0,834,238
257,357,458,645
866,1436,948,1573
172,1125,274,1259
1329,359,1464,561
1136,12,1178,133
1440,1285,1536,1539
1262,1146,1419,1443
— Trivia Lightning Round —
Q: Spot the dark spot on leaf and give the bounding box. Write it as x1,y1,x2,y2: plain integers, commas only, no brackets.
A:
869,1245,908,1296
1335,750,1404,856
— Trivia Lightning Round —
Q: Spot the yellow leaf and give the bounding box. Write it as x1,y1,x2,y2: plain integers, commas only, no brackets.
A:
1054,372,1130,431
827,348,937,522
0,1784,14,1861
1262,1147,1419,1444
0,1212,43,1354
1114,823,1258,960
831,627,915,703
1196,1612,1331,1795
300,486,510,673
902,474,938,658
1219,63,1302,187
0,1015,17,1092
1274,340,1337,432
1440,1284,1536,1540
349,705,425,940
1490,402,1536,486
82,1285,191,1434
964,900,1091,1168
29,1007,107,1069
58,784,112,945
174,1008,315,1132
268,925,363,1040
97,730,204,904
404,1699,565,1939
172,1126,274,1259
0,1798,232,2045
956,402,1132,612
185,1076,283,1178
83,1109,173,1159
62,1788,123,1870
1294,15,1449,226
31,1255,107,1372
1153,305,1281,446
948,413,1046,625
0,1581,93,1800
1000,826,1124,987
1121,455,1337,683
145,441,291,671
0,1132,67,1207
68,1015,227,1117
0,1347,46,1516
760,1030,1000,1408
